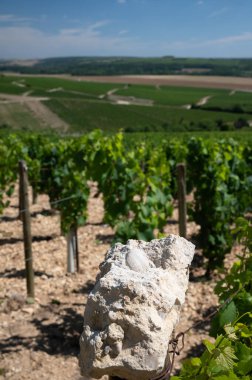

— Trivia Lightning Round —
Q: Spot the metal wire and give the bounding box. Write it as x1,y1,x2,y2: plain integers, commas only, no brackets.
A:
149,286,242,380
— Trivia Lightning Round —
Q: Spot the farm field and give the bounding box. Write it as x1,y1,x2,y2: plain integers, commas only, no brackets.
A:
115,84,228,106
74,74,252,91
1,182,236,380
46,98,252,133
0,102,48,131
1,74,252,135
202,90,252,113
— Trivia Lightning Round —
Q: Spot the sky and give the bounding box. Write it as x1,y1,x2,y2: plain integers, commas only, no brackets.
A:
0,0,252,59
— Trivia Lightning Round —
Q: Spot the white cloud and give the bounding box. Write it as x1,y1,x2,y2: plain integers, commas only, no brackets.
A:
0,14,33,23
119,29,128,35
207,32,252,45
164,32,252,51
209,7,228,18
1,18,252,59
0,22,136,59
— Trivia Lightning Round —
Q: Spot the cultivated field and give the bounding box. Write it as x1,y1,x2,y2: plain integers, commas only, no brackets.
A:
74,74,252,91
1,74,252,134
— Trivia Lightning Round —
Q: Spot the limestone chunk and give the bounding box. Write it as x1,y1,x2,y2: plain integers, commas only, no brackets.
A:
79,235,195,380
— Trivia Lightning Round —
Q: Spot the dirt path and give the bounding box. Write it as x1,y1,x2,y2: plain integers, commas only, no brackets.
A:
196,95,212,106
97,87,153,106
25,101,69,132
109,94,153,106
0,93,69,132
12,81,26,88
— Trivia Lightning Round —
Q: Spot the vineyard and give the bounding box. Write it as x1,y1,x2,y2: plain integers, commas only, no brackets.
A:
0,131,252,379
1,74,252,134
1,132,251,264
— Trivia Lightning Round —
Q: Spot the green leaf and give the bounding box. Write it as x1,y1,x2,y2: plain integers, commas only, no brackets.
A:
224,324,237,341
236,342,252,375
212,374,239,380
204,339,215,353
190,357,202,367
215,346,237,371
219,302,238,327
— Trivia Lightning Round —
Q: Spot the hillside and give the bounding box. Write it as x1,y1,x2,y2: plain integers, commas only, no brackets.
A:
1,74,252,135
1,56,252,77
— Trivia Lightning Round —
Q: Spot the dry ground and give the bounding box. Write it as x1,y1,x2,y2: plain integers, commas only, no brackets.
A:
0,183,237,379
72,75,252,91
6,73,252,91
0,93,69,132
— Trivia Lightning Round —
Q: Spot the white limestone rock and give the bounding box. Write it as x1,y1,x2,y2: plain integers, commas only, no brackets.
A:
79,235,195,380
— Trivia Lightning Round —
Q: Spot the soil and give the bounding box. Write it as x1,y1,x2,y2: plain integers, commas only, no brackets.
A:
0,183,237,379
71,75,252,92
5,73,252,91
0,93,69,132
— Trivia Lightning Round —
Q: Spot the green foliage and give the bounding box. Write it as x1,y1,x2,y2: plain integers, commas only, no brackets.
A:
2,56,252,77
37,138,90,233
46,97,252,134
0,134,27,213
187,138,252,273
116,84,227,106
0,131,251,266
172,218,252,380
83,131,173,241
212,218,252,336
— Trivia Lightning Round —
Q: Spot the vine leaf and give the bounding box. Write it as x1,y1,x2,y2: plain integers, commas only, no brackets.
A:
236,342,252,375
219,301,238,328
215,345,237,370
224,324,237,341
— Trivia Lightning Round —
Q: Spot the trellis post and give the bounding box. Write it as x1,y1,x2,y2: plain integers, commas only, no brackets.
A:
177,163,187,239
19,160,35,300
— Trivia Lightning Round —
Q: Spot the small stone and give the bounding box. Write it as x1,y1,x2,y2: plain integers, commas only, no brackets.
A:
22,307,34,314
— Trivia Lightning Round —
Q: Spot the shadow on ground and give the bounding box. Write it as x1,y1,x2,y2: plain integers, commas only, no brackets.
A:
95,233,114,244
0,235,55,246
0,268,54,279
73,280,95,295
0,305,83,357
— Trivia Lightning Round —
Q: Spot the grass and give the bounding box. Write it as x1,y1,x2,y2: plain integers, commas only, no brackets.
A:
124,130,252,145
201,90,252,113
46,98,252,133
0,75,124,98
0,75,27,95
116,84,228,106
0,103,47,130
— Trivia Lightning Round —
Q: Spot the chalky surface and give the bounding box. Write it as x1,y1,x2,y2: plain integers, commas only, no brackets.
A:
79,235,195,380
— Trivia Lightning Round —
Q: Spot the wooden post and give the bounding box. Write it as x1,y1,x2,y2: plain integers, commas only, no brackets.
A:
18,163,24,220
75,227,80,273
19,160,35,299
32,187,38,205
177,163,187,239
67,227,76,273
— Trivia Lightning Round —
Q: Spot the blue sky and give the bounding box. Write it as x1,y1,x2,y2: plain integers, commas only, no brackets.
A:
0,0,252,59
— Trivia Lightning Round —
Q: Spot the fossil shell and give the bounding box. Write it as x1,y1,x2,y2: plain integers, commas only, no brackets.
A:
126,248,151,273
